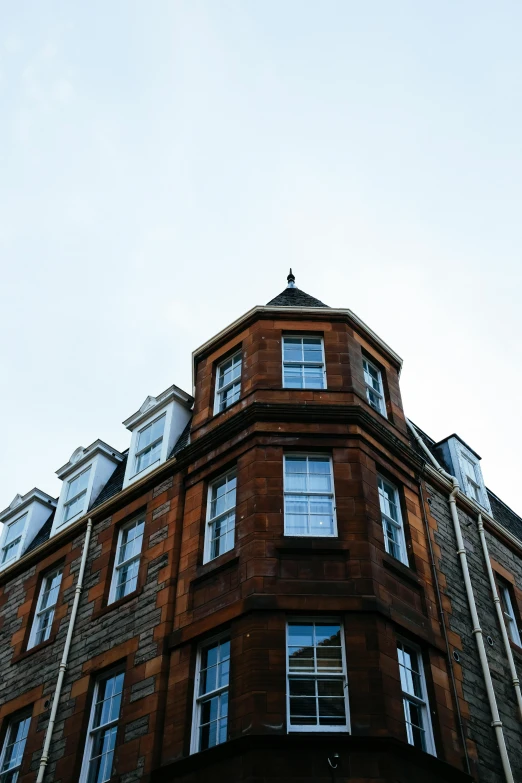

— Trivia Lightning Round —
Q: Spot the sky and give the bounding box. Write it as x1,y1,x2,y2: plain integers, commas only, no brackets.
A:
1,1,522,517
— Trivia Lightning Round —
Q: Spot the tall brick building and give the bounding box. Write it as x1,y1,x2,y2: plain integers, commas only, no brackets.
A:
1,272,521,783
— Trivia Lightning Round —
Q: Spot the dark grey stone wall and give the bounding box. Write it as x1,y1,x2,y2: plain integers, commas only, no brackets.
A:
427,482,522,783
0,505,169,783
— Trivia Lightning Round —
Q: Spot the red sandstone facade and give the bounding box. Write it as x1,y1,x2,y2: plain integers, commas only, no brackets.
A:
1,288,503,782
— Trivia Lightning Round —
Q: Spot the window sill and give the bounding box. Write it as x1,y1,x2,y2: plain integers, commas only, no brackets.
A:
13,635,56,663
91,587,143,620
210,399,242,422
277,538,349,555
193,551,239,585
382,554,420,586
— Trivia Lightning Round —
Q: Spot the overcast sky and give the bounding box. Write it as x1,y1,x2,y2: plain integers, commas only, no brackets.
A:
1,1,522,518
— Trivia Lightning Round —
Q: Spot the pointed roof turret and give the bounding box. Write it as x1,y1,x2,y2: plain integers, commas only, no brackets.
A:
266,269,328,308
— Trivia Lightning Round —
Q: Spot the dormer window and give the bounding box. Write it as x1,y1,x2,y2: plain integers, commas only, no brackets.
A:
52,442,123,535
435,435,491,513
0,490,56,570
1,514,26,564
134,414,166,475
214,352,242,414
122,385,193,489
363,357,386,416
461,454,481,503
63,468,91,523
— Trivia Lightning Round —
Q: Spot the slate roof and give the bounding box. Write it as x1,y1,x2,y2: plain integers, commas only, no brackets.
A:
25,511,55,554
266,286,328,308
487,491,522,542
91,454,128,509
169,419,191,458
21,422,196,557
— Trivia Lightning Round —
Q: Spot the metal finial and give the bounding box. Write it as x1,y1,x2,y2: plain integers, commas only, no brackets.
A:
287,268,296,288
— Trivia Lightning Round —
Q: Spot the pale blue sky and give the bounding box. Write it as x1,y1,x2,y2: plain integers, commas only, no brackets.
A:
1,1,522,515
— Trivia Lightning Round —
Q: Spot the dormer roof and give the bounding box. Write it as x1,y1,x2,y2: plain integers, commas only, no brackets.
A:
123,384,193,431
0,488,57,524
56,440,124,480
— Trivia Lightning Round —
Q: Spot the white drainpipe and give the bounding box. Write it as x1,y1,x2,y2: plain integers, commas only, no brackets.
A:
477,513,522,721
406,420,514,783
36,518,93,783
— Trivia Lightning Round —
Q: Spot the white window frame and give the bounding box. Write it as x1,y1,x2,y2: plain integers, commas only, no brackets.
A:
108,517,145,604
203,470,237,564
283,455,337,538
377,475,408,566
190,632,230,754
498,580,522,647
79,668,125,783
362,357,387,417
27,566,63,649
133,414,166,478
397,639,436,755
459,452,483,505
214,351,242,415
0,513,27,566
0,711,31,782
282,334,327,390
286,618,350,733
63,467,91,524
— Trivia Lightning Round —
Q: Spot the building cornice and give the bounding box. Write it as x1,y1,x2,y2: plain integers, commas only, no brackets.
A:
3,401,520,581
191,305,403,387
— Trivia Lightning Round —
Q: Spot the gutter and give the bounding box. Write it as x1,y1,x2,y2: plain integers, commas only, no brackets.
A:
407,420,515,783
0,455,179,584
36,518,93,783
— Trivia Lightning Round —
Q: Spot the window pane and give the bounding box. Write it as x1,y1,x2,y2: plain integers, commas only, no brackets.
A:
315,625,341,646
67,469,91,500
115,558,140,601
289,696,317,724
137,416,165,451
302,366,325,389
64,491,87,522
283,366,304,388
283,338,303,362
86,725,117,783
118,521,144,564
218,354,241,390
210,476,236,519
93,673,124,729
302,338,322,362
367,388,383,411
40,571,63,610
5,516,27,545
1,716,30,776
210,511,235,559
207,473,236,561
200,639,230,696
197,638,230,751
1,538,22,564
287,621,347,731
219,382,241,411
135,439,162,473
404,699,427,751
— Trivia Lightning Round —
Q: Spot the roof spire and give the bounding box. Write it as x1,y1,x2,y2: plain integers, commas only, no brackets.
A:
287,268,296,288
